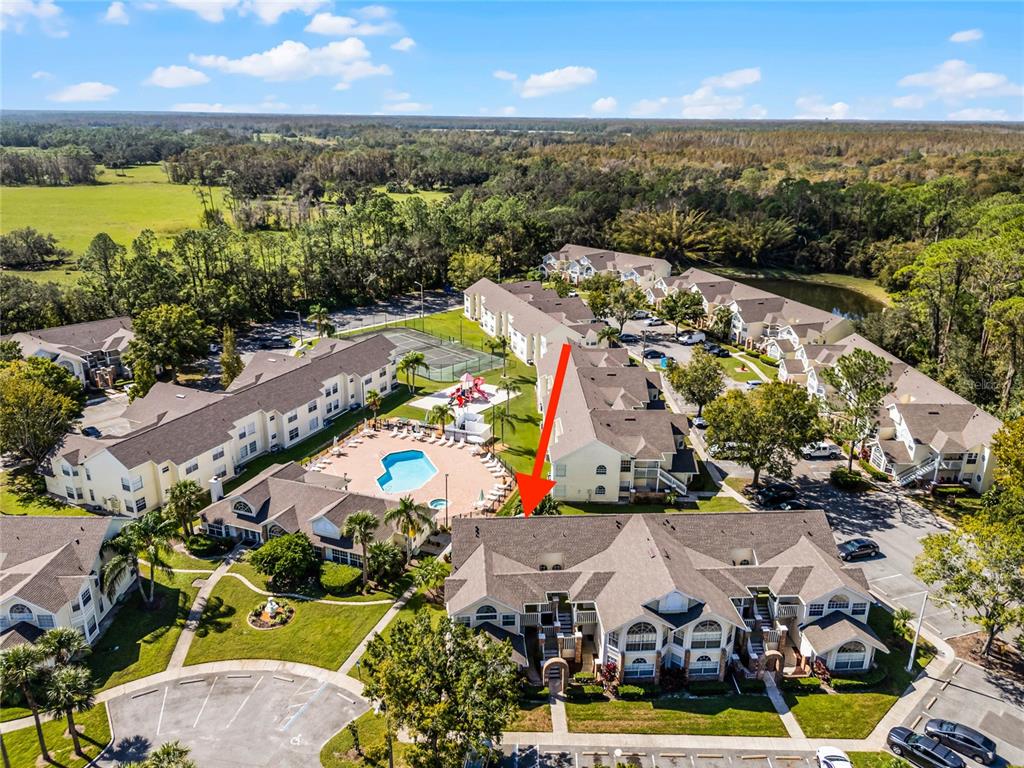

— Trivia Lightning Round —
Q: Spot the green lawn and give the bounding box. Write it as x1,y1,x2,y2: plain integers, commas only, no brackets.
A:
720,355,761,383
1,470,91,517
565,695,786,736
89,570,200,691
738,352,781,381
227,554,404,603
320,711,412,768
184,576,391,669
1,164,225,285
784,608,936,739
558,495,748,515
5,702,110,768
353,589,446,677
510,700,553,732
1,705,31,723
146,546,220,572
849,753,910,768
372,185,452,204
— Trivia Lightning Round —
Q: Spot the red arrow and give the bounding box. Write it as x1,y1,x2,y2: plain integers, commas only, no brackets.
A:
515,342,572,516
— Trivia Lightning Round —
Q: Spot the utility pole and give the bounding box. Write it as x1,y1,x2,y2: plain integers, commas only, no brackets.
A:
444,473,449,528
907,591,929,673
414,280,424,332
287,310,303,344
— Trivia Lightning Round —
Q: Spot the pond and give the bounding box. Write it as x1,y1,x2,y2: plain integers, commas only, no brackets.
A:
730,277,885,319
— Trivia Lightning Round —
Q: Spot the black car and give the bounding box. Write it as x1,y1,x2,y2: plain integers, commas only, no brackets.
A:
702,343,731,358
924,720,997,765
764,497,808,511
619,333,639,344
837,537,880,561
264,337,291,349
80,426,102,438
888,727,966,768
754,481,797,505
642,348,663,360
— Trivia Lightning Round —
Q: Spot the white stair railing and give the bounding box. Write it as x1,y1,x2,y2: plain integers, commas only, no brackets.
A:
896,453,941,486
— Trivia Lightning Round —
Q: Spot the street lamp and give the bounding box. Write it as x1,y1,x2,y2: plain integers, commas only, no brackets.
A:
286,310,303,344
444,472,449,528
907,590,929,673
414,280,424,331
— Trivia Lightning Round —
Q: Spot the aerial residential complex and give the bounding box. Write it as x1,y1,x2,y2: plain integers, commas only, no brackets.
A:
5,316,135,387
445,511,885,686
43,335,398,514
501,244,1004,493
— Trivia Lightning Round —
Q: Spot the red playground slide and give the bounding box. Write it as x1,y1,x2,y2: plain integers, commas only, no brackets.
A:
472,377,490,401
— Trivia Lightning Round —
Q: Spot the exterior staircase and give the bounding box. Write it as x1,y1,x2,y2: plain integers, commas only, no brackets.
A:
754,596,772,623
656,468,688,495
896,453,940,486
749,635,765,659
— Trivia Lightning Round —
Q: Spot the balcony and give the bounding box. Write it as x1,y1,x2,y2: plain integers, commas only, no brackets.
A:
575,610,598,625
521,613,541,627
776,604,799,619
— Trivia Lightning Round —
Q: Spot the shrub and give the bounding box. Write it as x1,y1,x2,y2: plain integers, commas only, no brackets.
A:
736,677,766,694
367,540,405,586
320,562,362,595
573,672,596,685
780,676,821,693
249,532,320,591
933,485,967,498
184,533,231,557
659,667,687,693
519,683,548,701
830,466,869,491
687,679,731,695
617,684,645,700
831,666,888,691
859,459,891,482
582,684,606,700
758,354,780,367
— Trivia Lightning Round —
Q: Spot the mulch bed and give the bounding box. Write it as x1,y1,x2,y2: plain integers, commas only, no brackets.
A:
948,632,1024,681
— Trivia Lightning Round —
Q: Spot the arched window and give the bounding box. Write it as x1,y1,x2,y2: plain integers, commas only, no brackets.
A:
475,604,497,622
690,654,718,676
596,465,607,475
827,594,850,611
834,641,866,671
625,621,657,651
691,620,723,649
623,657,655,679
9,604,31,619
595,485,606,496
232,499,253,517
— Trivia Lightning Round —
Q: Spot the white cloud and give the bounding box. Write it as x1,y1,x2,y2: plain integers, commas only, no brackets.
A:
165,0,324,23
383,89,410,100
702,67,761,89
630,97,670,117
794,95,850,119
948,107,1009,120
1,0,67,37
103,1,129,24
682,85,745,118
898,59,1022,101
172,97,288,113
48,81,118,103
891,94,927,109
520,65,596,98
145,64,210,88
165,0,239,22
949,28,983,43
31,70,54,80
191,39,390,86
357,5,392,19
391,36,415,52
493,70,517,81
304,11,399,36
591,96,617,114
382,101,431,113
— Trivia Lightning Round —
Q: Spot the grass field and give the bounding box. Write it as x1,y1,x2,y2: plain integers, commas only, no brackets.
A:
1,164,225,284
559,496,748,515
1,469,89,517
565,695,786,736
320,711,412,768
5,702,110,768
371,185,451,204
184,576,390,669
89,571,200,691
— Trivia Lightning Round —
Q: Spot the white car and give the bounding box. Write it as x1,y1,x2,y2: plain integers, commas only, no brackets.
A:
816,747,852,768
678,331,706,345
803,442,843,459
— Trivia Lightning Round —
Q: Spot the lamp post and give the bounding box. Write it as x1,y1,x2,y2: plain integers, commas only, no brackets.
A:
286,310,303,344
907,590,929,673
444,472,449,528
414,280,424,331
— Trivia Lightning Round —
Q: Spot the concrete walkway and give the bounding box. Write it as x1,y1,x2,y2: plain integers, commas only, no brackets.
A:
550,695,568,736
167,545,244,670
336,583,419,691
764,675,804,738
222,571,393,606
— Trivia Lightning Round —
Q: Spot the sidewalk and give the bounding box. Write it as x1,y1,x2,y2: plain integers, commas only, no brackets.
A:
337,583,419,693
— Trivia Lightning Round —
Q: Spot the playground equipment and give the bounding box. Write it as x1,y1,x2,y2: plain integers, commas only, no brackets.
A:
447,373,490,408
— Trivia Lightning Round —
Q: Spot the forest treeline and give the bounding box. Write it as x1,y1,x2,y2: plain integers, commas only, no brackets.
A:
1,116,1022,417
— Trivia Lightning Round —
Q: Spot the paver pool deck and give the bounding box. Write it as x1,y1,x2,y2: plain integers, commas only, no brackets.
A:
319,430,509,518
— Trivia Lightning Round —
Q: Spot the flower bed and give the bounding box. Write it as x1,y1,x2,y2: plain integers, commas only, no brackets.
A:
247,600,295,630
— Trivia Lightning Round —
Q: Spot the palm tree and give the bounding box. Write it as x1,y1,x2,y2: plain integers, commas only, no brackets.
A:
491,408,518,448
710,306,734,341
0,645,49,762
384,496,433,561
165,479,204,538
307,304,330,338
364,388,382,427
498,378,521,417
143,741,197,768
426,403,453,437
597,325,621,347
487,335,511,377
39,627,90,667
398,351,427,393
44,665,95,758
342,510,380,592
103,510,177,606
412,556,450,602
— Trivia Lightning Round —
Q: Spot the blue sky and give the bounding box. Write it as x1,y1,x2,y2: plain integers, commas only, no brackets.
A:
2,1,1022,120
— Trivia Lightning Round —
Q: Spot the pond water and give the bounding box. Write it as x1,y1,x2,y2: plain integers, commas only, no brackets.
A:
731,277,885,319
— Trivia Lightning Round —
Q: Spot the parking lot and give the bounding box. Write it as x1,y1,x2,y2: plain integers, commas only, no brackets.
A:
617,319,747,393
100,671,365,768
500,745,822,768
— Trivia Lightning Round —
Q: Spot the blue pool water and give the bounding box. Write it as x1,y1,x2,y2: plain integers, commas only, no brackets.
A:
429,498,448,509
376,450,438,493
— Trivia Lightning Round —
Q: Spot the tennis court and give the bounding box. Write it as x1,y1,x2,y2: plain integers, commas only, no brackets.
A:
350,328,501,380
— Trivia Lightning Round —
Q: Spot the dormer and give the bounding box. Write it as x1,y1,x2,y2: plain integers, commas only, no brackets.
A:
729,546,757,566
231,498,256,517
537,552,564,571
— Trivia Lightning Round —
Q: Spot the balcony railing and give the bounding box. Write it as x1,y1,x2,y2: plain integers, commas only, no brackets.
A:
575,610,598,625
776,604,799,618
521,613,540,627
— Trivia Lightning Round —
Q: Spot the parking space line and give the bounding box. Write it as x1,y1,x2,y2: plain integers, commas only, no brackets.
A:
178,678,204,686
192,676,218,729
155,687,169,736
335,691,354,704
224,675,264,730
131,688,159,699
280,681,326,731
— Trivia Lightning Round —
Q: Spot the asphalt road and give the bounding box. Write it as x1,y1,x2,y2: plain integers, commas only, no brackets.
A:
618,319,746,392
501,744,818,768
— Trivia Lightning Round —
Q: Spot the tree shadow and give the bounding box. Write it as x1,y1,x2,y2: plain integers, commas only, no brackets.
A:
104,734,153,764
4,469,71,513
193,596,235,637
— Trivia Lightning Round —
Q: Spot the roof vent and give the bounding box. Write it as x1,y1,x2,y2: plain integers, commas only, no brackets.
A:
268,358,277,362
175,394,186,399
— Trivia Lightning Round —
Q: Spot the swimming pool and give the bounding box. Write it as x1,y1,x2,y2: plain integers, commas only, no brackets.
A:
376,450,438,493
429,498,448,509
